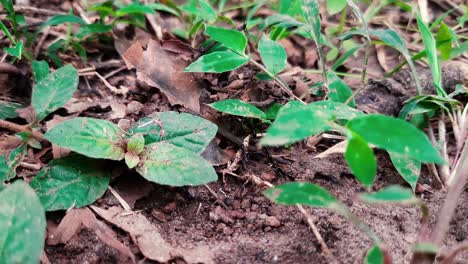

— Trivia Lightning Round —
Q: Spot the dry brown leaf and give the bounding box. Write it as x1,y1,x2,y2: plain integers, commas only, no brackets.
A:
201,139,230,166
113,177,153,209
47,208,135,262
109,99,127,119
122,40,202,113
91,205,215,264
313,140,348,159
0,135,22,156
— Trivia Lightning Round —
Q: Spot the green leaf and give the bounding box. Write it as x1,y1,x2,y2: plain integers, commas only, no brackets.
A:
116,3,155,17
347,114,443,163
301,0,321,43
0,144,26,181
184,50,249,73
264,182,339,208
38,14,85,32
127,134,145,155
436,22,453,61
327,72,354,106
389,152,421,191
261,101,363,146
125,152,140,169
365,246,384,264
31,60,49,82
258,35,287,75
198,0,218,23
129,112,217,154
416,15,445,96
32,64,79,121
0,100,23,120
5,41,23,59
45,117,125,160
327,0,347,15
265,103,283,120
358,185,419,204
210,99,266,119
137,142,218,186
30,155,111,211
205,25,247,54
76,23,112,39
345,133,376,188
0,181,46,264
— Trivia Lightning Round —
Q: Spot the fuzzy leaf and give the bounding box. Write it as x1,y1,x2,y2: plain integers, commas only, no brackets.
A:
130,112,217,154
30,155,111,211
184,50,250,73
32,64,79,121
45,117,125,160
0,181,46,264
137,142,217,186
210,99,266,119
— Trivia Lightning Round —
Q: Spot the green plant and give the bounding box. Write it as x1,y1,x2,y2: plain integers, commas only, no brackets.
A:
0,0,26,60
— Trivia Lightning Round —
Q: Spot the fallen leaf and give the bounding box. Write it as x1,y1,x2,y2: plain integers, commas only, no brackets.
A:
314,140,348,159
91,205,215,264
47,208,135,262
122,40,202,113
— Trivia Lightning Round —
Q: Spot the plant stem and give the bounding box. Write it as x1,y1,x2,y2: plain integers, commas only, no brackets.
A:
0,119,45,141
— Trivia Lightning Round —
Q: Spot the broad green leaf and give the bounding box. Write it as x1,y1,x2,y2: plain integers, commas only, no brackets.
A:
0,181,46,264
261,101,363,146
116,3,155,17
130,112,217,154
31,60,49,82
258,35,287,75
76,23,112,39
205,26,247,54
30,155,111,211
137,142,217,186
184,50,250,73
45,117,125,160
416,15,445,96
327,72,354,106
265,103,283,120
146,3,181,17
5,41,23,59
327,0,347,15
347,114,443,163
436,22,453,61
358,185,419,204
210,99,266,119
0,100,23,120
127,134,145,155
389,152,421,191
345,133,376,188
264,182,339,208
301,0,321,43
32,64,79,121
365,246,384,264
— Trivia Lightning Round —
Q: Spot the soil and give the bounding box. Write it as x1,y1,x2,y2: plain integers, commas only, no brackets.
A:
1,1,467,264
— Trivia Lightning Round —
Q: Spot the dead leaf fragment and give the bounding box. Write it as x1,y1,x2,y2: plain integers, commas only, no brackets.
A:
91,205,215,264
122,40,202,113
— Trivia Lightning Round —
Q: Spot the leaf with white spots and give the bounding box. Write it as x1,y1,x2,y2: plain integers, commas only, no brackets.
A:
184,50,250,73
210,99,266,119
0,181,46,264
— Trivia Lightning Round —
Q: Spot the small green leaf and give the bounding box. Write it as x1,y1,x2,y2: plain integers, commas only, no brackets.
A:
137,142,218,186
301,0,321,43
45,117,125,160
258,35,287,75
184,50,249,73
0,181,46,264
205,25,247,54
30,155,111,211
436,22,453,61
389,152,421,191
327,72,354,106
358,185,419,204
0,144,26,181
32,60,49,82
32,64,79,121
210,99,266,119
38,14,85,32
125,152,140,169
0,100,23,120
412,242,439,254
327,0,347,15
365,246,384,264
130,112,217,154
76,23,112,38
116,3,155,17
345,133,376,188
265,103,283,120
127,134,145,155
347,114,443,163
416,15,445,96
5,41,23,59
261,101,363,146
264,182,338,208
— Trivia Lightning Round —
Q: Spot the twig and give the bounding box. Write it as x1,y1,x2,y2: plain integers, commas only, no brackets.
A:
0,119,45,141
10,6,65,16
203,184,228,209
19,162,42,171
108,186,132,211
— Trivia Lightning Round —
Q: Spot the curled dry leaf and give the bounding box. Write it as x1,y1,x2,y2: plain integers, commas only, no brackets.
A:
91,205,215,264
122,40,202,113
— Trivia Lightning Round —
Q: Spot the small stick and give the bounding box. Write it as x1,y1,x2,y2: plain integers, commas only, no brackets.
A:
0,119,45,141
